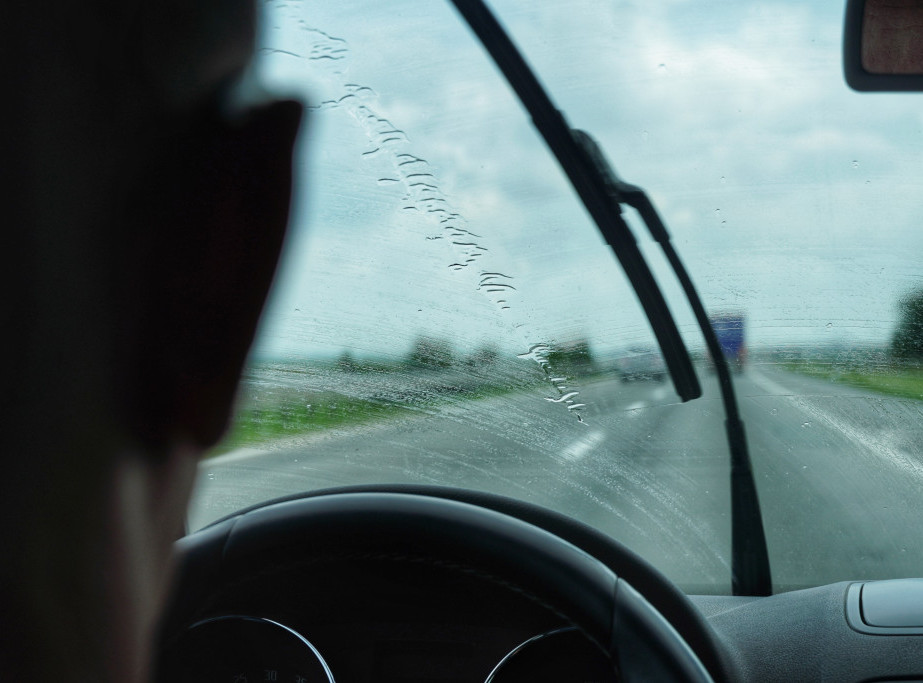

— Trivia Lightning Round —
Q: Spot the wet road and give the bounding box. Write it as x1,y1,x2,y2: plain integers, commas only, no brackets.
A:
189,366,923,594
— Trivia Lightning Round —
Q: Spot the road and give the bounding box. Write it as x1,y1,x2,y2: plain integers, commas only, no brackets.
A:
189,365,923,594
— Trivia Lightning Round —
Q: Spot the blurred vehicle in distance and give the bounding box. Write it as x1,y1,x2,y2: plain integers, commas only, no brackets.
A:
709,312,747,373
615,346,667,383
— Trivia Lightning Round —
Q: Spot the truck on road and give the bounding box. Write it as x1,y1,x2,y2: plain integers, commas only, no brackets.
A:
709,312,747,373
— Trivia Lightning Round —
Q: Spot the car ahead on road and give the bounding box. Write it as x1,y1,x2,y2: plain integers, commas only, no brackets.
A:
157,1,923,681
616,346,667,383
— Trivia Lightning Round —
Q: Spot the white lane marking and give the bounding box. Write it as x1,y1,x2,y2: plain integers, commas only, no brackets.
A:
652,385,670,401
203,447,271,466
624,400,648,418
561,429,606,462
748,369,794,396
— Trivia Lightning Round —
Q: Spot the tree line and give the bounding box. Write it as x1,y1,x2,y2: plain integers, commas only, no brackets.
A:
335,336,595,373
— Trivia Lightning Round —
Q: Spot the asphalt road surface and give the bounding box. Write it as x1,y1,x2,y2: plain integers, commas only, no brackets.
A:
189,365,923,594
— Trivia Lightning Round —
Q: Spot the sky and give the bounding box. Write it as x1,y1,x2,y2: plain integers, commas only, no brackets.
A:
250,0,923,363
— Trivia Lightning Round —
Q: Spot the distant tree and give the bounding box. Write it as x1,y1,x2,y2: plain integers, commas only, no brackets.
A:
892,290,923,361
546,339,594,373
465,345,499,368
407,336,455,369
337,350,358,371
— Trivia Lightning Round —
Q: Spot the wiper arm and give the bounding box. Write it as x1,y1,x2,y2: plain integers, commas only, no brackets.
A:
450,0,771,596
447,0,699,403
576,130,771,596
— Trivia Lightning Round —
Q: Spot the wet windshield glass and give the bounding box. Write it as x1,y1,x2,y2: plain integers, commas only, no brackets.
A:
190,0,923,595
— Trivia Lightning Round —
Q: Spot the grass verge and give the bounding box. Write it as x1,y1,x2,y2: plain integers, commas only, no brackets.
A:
212,394,414,455
207,377,544,457
782,360,923,402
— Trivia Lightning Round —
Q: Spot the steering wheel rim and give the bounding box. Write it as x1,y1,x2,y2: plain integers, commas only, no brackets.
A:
194,484,734,681
167,490,715,682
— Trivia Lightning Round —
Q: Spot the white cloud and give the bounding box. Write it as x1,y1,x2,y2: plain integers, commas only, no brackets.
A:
254,0,923,360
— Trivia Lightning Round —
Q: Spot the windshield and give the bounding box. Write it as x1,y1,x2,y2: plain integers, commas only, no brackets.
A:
189,0,923,596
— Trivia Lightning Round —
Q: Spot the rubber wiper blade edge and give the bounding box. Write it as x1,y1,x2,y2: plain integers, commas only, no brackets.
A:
448,0,772,597
448,0,700,402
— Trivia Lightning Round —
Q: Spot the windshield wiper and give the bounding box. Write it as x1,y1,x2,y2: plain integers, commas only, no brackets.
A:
446,1,699,403
575,131,772,596
450,0,772,596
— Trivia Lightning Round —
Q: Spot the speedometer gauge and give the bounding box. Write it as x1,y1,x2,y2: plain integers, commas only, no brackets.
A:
157,616,334,683
485,627,616,682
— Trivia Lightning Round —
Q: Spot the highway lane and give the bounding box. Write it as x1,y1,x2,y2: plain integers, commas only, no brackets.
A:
741,368,923,591
188,365,923,594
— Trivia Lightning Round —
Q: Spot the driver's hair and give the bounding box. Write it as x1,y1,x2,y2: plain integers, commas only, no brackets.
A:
0,0,258,446
0,2,300,681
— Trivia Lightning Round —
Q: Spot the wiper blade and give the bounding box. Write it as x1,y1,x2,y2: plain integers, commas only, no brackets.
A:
447,0,699,403
450,0,772,596
575,130,771,596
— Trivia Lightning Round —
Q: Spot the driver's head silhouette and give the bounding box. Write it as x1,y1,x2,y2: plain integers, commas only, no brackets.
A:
0,2,302,680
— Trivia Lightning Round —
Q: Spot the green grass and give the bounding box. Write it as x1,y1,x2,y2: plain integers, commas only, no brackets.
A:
207,376,545,457
212,394,414,454
782,360,923,401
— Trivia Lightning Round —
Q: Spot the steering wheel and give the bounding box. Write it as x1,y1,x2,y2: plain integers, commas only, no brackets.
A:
162,487,729,682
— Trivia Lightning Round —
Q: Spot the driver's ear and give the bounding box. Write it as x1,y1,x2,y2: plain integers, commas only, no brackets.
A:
120,98,304,449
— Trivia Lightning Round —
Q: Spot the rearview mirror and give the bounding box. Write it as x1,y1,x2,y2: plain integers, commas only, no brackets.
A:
844,0,923,91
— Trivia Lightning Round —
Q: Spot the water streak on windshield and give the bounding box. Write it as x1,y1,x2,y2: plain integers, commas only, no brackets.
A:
188,0,923,597
270,11,587,421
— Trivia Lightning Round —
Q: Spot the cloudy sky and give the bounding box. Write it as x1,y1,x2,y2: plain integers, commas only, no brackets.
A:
251,0,923,363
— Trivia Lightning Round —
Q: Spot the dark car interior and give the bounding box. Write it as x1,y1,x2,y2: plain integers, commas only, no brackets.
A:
154,1,923,680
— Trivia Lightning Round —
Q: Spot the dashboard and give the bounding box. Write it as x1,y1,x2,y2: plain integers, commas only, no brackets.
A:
158,562,612,682
157,489,633,682
156,486,923,683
